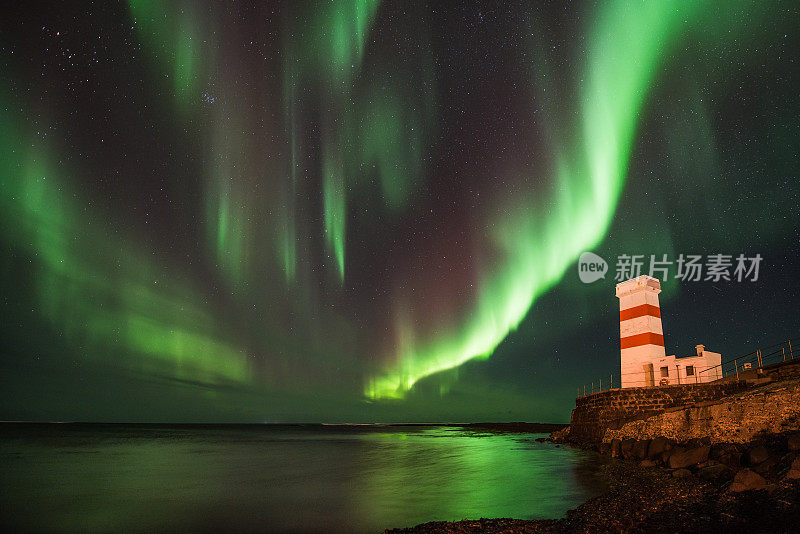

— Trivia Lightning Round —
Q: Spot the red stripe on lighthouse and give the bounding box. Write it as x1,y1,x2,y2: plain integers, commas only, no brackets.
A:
620,332,665,349
619,304,661,321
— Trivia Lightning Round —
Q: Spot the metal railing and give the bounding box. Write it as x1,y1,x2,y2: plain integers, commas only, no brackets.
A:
576,368,698,397
696,338,796,382
577,373,616,397
576,338,796,398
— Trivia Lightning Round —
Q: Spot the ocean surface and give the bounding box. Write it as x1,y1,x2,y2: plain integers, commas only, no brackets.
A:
0,424,606,533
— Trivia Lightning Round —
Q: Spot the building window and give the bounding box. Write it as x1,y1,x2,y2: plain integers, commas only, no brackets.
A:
686,365,695,376
660,366,669,378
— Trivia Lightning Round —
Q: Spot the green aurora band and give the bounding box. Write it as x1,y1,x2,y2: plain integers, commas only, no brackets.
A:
0,1,788,409
284,0,383,282
366,0,771,398
0,91,251,386
127,0,205,110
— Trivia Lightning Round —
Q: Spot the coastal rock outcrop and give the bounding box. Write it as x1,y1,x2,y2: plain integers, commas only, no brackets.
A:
788,432,800,451
748,445,769,465
729,468,767,492
668,445,710,469
786,457,800,480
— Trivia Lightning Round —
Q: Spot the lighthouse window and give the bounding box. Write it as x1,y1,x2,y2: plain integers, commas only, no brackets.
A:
660,366,669,378
686,365,695,376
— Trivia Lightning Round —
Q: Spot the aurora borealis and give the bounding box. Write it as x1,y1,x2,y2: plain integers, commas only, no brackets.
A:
1,1,798,422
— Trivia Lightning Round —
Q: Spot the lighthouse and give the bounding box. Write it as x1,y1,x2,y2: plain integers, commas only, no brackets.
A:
615,275,723,387
616,275,666,387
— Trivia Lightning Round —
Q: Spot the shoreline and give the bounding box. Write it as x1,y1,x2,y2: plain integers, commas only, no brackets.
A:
387,431,800,533
387,452,800,533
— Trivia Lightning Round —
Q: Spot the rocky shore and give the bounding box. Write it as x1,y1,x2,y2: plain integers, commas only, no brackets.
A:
386,432,800,533
386,455,800,533
387,375,800,533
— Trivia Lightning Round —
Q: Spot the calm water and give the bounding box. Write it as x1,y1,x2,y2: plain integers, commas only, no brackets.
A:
0,424,605,533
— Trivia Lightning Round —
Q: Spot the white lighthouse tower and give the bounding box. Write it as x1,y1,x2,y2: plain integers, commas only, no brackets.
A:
616,275,666,387
615,275,723,387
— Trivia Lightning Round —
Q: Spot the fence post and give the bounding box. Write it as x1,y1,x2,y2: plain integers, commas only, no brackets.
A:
783,347,786,362
591,382,594,394
600,377,602,391
790,340,794,360
610,373,613,389
735,359,739,381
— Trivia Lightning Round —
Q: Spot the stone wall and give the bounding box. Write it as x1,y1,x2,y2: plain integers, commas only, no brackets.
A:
603,380,800,444
568,382,748,442
764,359,800,382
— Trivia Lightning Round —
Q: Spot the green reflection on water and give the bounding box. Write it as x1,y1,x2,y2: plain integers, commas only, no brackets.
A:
356,428,603,526
0,426,604,532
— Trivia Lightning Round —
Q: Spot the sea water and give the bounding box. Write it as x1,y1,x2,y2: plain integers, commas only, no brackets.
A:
0,424,605,532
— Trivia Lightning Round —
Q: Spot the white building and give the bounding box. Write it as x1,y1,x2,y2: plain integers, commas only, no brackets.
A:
616,275,722,388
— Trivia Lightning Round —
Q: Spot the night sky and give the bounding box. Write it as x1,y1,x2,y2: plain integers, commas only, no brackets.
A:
0,1,798,423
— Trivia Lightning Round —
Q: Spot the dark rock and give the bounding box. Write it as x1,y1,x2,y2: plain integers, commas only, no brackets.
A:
640,459,658,468
687,438,705,449
632,439,650,459
748,445,769,465
697,464,734,482
647,437,673,458
534,437,547,443
788,432,800,451
611,438,622,458
717,452,743,470
710,442,738,460
752,456,779,477
672,468,693,478
669,446,710,469
729,468,767,492
784,457,800,480
621,438,636,459
599,442,611,455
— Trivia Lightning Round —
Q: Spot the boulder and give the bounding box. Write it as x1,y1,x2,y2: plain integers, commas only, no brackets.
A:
752,456,779,477
672,469,693,478
647,437,673,458
621,439,636,459
697,464,734,482
729,468,767,492
787,432,800,452
632,440,650,459
748,445,769,465
610,438,622,458
669,446,710,469
710,442,738,460
687,438,706,448
640,459,658,468
785,457,800,480
717,451,743,470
